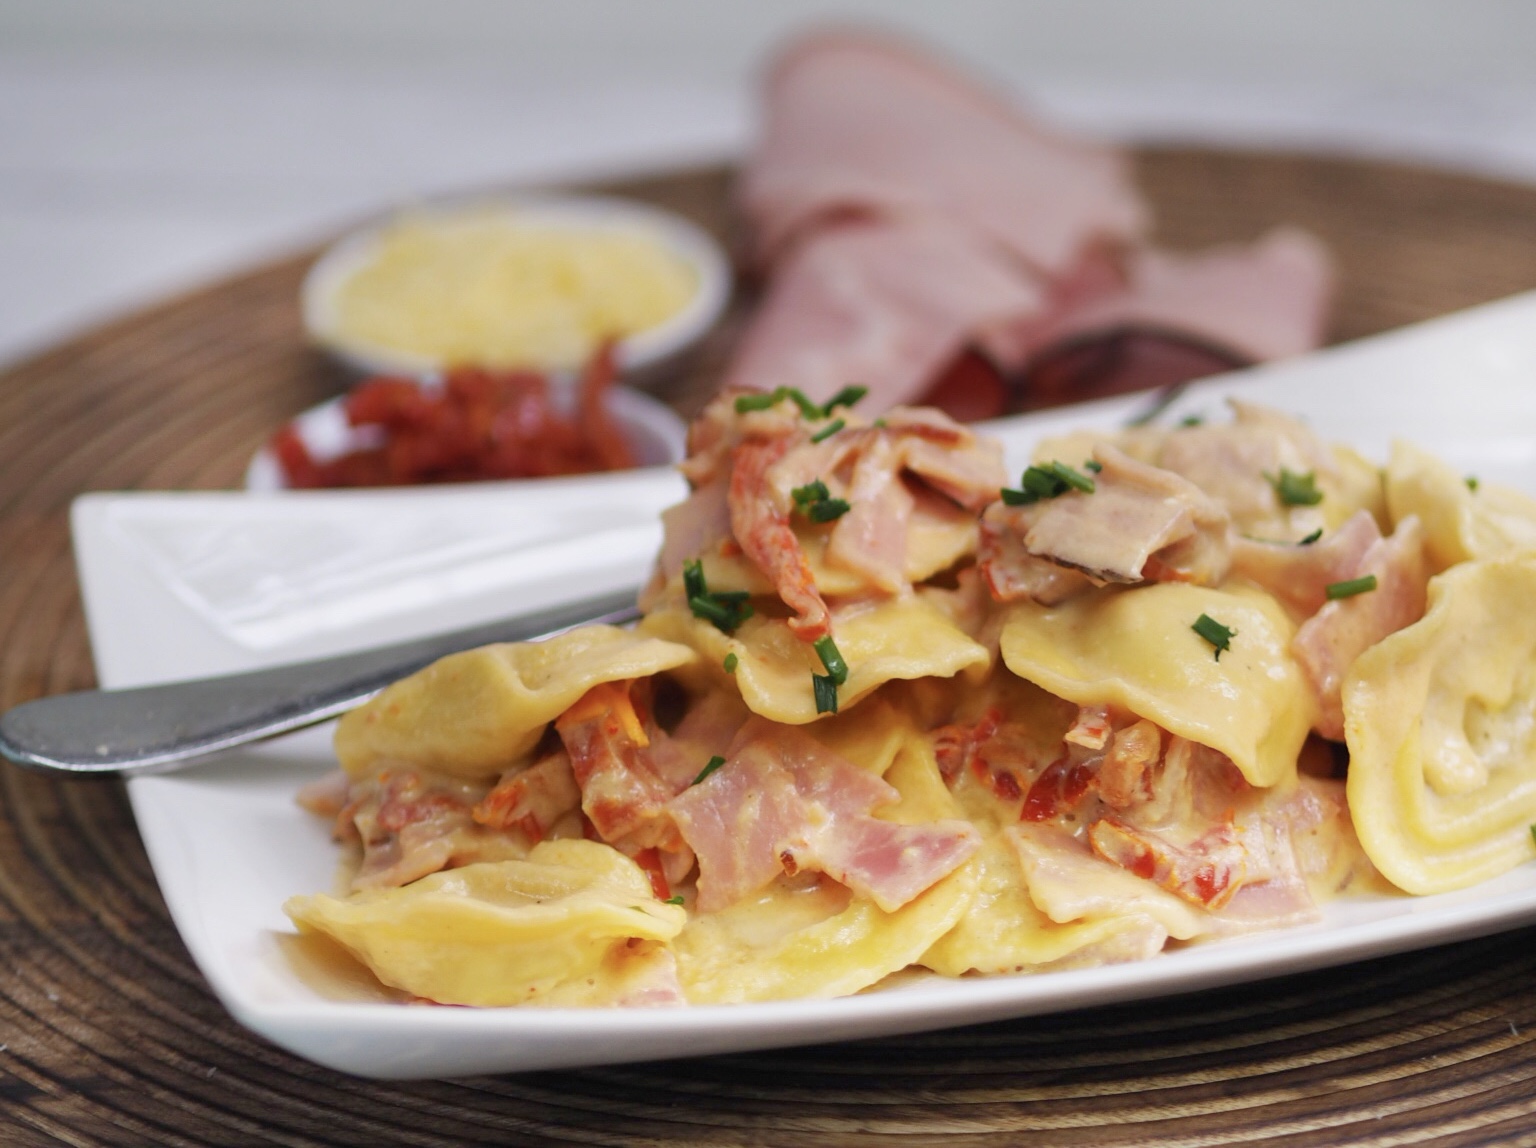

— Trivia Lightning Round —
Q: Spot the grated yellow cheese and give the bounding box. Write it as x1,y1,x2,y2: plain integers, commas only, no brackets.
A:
329,209,698,370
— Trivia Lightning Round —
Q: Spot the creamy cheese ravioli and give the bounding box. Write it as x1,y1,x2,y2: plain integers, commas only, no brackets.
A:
287,390,1534,1007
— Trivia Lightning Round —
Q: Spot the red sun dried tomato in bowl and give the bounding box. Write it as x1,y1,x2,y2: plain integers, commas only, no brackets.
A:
260,347,683,489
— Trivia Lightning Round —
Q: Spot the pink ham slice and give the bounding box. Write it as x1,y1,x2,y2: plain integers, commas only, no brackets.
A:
1293,516,1430,740
990,227,1333,367
669,718,979,912
730,435,832,641
741,32,1146,276
978,444,1230,601
1229,509,1381,619
723,218,1048,413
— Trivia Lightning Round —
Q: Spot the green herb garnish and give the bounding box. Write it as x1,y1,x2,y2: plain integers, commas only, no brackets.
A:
1266,468,1323,507
733,386,821,418
812,674,839,714
1192,613,1236,661
810,418,845,444
1298,528,1323,545
822,385,868,415
792,478,850,523
813,635,848,685
723,652,738,673
664,895,685,906
1466,476,1481,492
1179,414,1205,428
1084,459,1103,473
1000,461,1096,506
684,559,754,634
1325,574,1378,600
692,755,726,786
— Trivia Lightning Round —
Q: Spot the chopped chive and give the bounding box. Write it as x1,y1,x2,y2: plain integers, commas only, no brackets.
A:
1047,460,1096,493
873,418,887,428
733,386,821,418
1266,468,1323,507
683,557,706,601
664,895,685,906
1298,528,1323,545
1466,475,1481,492
1179,414,1205,428
723,652,738,673
692,755,726,786
813,635,849,685
812,673,839,714
684,559,754,633
806,498,850,523
733,392,779,413
822,385,868,415
1192,613,1236,661
810,417,846,443
792,477,848,522
1325,574,1378,600
1530,824,1536,848
1002,461,1096,506
792,479,830,507
1084,459,1103,473
823,386,867,414
688,595,737,630
786,390,823,419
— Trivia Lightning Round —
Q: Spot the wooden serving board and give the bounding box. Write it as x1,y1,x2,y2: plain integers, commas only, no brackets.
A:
5,150,1536,1146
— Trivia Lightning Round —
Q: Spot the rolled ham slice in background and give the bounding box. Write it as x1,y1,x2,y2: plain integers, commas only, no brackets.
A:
725,29,1337,419
723,217,1048,411
740,31,1148,278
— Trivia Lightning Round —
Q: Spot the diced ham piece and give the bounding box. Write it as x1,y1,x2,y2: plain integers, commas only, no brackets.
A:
472,751,581,840
729,435,832,641
556,681,687,850
646,479,733,602
722,218,1049,413
1088,816,1246,909
977,503,1095,604
1293,516,1430,740
740,32,1147,276
1230,509,1381,619
337,770,524,891
823,433,915,594
880,407,1008,510
669,718,979,912
978,444,1230,600
1096,719,1162,809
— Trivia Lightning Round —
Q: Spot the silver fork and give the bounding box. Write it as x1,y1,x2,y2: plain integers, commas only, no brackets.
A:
0,588,640,775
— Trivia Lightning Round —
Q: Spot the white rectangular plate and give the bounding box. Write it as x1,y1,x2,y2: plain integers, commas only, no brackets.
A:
75,291,1536,1079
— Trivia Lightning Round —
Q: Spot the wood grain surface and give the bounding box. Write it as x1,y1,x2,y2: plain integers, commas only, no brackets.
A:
5,151,1536,1146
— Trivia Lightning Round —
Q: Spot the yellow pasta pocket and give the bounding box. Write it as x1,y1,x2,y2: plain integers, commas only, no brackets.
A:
1385,440,1536,572
999,582,1313,789
285,840,686,1006
335,624,695,781
642,596,990,725
1344,555,1536,893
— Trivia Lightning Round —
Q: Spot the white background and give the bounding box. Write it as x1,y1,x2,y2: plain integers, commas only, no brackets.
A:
4,0,1536,367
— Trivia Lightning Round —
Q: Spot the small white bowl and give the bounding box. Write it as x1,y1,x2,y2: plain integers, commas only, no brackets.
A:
301,193,731,383
245,379,687,492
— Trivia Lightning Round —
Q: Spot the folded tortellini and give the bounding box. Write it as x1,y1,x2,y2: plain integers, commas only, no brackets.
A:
285,840,686,1006
335,625,695,781
998,582,1314,789
1345,554,1536,893
642,596,990,725
1385,440,1536,572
